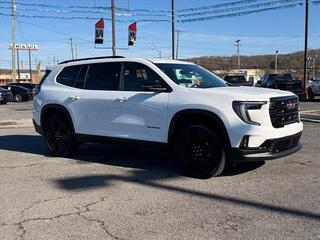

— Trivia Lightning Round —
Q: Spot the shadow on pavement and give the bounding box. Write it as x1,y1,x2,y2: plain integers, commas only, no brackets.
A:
55,171,320,222
1,134,319,222
0,134,264,177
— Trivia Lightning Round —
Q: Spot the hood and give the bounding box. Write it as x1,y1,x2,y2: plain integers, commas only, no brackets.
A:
189,86,296,101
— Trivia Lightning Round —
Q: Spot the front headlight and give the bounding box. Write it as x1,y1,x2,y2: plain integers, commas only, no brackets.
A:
232,101,267,125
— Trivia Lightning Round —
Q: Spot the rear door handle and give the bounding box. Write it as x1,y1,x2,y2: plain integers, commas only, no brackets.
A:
69,96,80,101
115,97,128,103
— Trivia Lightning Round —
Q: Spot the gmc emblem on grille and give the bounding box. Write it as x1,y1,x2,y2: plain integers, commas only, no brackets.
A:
286,102,296,109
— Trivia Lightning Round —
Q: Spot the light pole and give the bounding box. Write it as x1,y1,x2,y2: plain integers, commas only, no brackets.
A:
235,39,241,73
11,0,16,83
171,0,175,59
111,0,116,56
303,0,309,98
275,50,279,73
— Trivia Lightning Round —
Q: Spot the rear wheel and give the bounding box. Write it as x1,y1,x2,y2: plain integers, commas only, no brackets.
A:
13,94,22,102
174,125,226,179
43,115,78,157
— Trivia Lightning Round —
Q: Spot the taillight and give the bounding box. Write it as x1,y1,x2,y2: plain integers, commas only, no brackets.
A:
33,87,40,96
271,82,278,88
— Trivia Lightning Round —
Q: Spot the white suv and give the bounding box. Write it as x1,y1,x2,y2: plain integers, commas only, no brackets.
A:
33,57,303,178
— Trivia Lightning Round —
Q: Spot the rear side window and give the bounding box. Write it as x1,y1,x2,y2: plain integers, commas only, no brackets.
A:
74,65,88,89
57,65,81,87
85,62,121,90
38,70,51,88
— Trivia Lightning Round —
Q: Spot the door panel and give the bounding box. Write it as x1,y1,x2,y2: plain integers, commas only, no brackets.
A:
110,91,169,142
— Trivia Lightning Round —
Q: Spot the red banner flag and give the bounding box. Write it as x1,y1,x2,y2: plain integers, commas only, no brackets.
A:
128,22,137,46
95,18,104,44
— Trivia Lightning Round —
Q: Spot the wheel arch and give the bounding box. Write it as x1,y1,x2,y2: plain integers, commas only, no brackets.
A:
40,104,75,134
168,109,231,149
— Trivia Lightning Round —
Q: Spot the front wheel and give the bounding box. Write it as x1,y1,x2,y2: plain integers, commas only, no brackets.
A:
174,125,226,179
13,94,22,102
43,115,78,157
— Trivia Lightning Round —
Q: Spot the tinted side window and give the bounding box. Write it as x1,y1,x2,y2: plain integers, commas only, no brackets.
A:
85,62,121,90
57,65,81,87
122,62,165,91
74,65,88,89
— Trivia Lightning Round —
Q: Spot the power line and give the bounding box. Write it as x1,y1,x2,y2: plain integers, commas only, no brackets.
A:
0,2,306,23
178,2,303,23
177,0,301,18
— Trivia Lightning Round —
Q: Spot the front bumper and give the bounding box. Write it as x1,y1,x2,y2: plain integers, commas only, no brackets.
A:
0,94,13,102
230,132,302,162
33,118,42,135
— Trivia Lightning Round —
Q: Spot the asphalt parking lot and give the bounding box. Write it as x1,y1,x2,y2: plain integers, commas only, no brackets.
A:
1,102,320,240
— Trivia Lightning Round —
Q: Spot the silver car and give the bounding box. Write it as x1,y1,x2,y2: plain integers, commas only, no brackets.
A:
308,76,320,100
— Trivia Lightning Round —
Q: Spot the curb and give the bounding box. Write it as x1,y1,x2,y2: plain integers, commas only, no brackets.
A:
300,118,320,123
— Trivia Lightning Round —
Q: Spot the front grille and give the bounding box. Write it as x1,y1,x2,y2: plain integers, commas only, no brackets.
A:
269,96,300,128
267,132,301,153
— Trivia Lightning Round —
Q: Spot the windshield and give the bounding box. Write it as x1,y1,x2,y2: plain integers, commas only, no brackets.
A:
269,74,293,81
155,63,227,88
224,75,247,84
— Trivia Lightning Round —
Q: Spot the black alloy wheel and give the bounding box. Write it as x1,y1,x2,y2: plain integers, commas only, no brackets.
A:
174,124,226,179
43,115,77,157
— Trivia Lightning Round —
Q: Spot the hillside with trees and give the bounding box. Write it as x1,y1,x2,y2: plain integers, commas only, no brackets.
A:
187,49,320,79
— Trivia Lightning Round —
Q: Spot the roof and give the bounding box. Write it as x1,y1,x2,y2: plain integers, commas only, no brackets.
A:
148,58,194,65
58,56,194,66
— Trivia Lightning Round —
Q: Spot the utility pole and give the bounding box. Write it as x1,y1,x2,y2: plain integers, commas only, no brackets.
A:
275,50,279,73
16,50,20,81
69,38,74,60
176,29,181,59
75,43,78,59
171,0,175,59
303,0,309,98
235,39,241,73
11,0,16,83
28,49,32,82
111,0,116,56
314,54,318,79
53,56,56,65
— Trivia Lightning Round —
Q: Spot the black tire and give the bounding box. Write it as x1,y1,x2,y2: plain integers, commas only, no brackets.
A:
0,100,7,104
308,88,314,100
43,115,78,157
174,124,226,179
13,94,22,102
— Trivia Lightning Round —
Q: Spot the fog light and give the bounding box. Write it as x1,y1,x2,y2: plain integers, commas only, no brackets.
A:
240,135,250,148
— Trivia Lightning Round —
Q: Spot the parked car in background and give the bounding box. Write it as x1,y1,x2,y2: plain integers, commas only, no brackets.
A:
224,75,253,86
256,73,303,98
0,87,13,104
307,76,320,100
9,82,38,98
1,85,31,102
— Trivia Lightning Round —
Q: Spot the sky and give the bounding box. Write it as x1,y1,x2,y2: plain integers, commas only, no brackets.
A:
0,0,319,69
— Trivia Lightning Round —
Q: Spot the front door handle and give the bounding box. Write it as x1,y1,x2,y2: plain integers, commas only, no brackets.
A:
69,96,80,101
115,97,128,103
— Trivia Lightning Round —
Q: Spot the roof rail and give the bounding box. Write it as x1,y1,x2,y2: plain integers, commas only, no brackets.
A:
58,56,125,64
